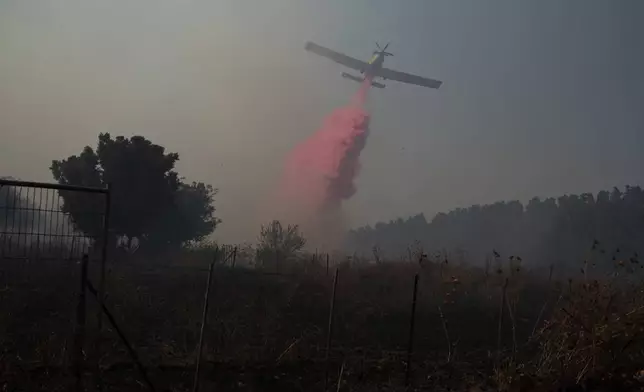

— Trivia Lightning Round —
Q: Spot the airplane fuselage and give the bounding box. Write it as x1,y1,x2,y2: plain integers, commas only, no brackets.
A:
342,51,388,88
361,52,386,79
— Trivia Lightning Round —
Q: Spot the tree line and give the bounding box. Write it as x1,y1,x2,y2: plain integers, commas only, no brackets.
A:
346,186,644,270
6,131,643,266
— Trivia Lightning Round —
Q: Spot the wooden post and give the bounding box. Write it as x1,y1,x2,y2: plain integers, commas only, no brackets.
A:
496,277,509,365
193,259,216,392
405,274,419,387
324,268,339,392
74,254,89,392
231,246,237,268
98,183,111,332
326,254,330,276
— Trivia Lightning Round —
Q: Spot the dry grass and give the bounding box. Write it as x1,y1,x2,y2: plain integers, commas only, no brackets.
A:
1,247,644,391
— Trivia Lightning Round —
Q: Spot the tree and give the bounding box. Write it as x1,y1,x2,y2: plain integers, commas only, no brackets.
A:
50,148,106,237
256,220,306,269
146,182,220,249
346,185,644,272
50,133,219,249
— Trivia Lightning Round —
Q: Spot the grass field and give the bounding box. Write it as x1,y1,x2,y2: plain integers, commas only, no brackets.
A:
2,248,644,391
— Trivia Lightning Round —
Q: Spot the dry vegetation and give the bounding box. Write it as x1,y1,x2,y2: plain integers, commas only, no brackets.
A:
2,244,644,391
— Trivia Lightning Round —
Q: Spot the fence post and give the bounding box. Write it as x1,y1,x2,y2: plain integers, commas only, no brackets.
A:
231,246,237,268
324,268,339,392
326,254,330,276
74,254,89,392
496,277,509,365
98,183,111,332
193,260,215,392
405,274,419,387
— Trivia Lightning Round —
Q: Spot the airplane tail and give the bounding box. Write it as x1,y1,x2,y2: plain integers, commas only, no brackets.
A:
342,73,385,88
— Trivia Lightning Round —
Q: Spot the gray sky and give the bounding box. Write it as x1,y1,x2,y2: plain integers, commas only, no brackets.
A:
1,0,643,243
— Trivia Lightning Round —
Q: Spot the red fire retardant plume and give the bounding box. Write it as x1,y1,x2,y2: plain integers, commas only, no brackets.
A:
277,78,372,232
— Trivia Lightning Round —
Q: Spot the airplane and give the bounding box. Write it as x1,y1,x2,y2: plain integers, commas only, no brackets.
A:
305,41,442,90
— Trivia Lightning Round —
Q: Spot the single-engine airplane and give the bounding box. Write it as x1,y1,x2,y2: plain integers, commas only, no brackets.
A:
305,41,442,89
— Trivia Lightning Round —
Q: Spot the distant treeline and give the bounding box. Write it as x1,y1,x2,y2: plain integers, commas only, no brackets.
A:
346,185,644,269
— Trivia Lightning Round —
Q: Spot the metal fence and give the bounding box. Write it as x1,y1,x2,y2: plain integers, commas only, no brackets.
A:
0,179,111,389
0,179,110,261
0,179,110,262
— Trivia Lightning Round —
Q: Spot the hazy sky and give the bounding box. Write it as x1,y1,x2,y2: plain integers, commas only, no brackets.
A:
1,0,643,243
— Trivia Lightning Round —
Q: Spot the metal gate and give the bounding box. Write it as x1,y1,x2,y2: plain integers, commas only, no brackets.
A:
0,178,110,389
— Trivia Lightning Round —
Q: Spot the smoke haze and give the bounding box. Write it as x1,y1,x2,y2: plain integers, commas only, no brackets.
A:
1,1,643,244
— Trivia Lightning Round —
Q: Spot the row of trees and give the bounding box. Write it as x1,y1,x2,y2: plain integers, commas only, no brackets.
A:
346,186,644,269
9,131,644,265
50,133,220,251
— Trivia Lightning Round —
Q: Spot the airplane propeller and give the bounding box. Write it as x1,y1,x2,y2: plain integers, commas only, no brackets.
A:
375,42,393,57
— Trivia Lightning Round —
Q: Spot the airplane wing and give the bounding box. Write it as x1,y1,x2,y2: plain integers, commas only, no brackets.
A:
305,42,368,72
376,67,443,89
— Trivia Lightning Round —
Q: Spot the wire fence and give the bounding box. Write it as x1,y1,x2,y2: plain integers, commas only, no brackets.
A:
0,179,527,391
0,179,109,261
0,179,111,391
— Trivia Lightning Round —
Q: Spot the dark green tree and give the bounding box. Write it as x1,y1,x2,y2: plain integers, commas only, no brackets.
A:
146,182,220,249
50,133,219,248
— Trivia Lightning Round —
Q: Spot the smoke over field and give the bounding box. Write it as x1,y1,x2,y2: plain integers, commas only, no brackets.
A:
275,79,372,248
